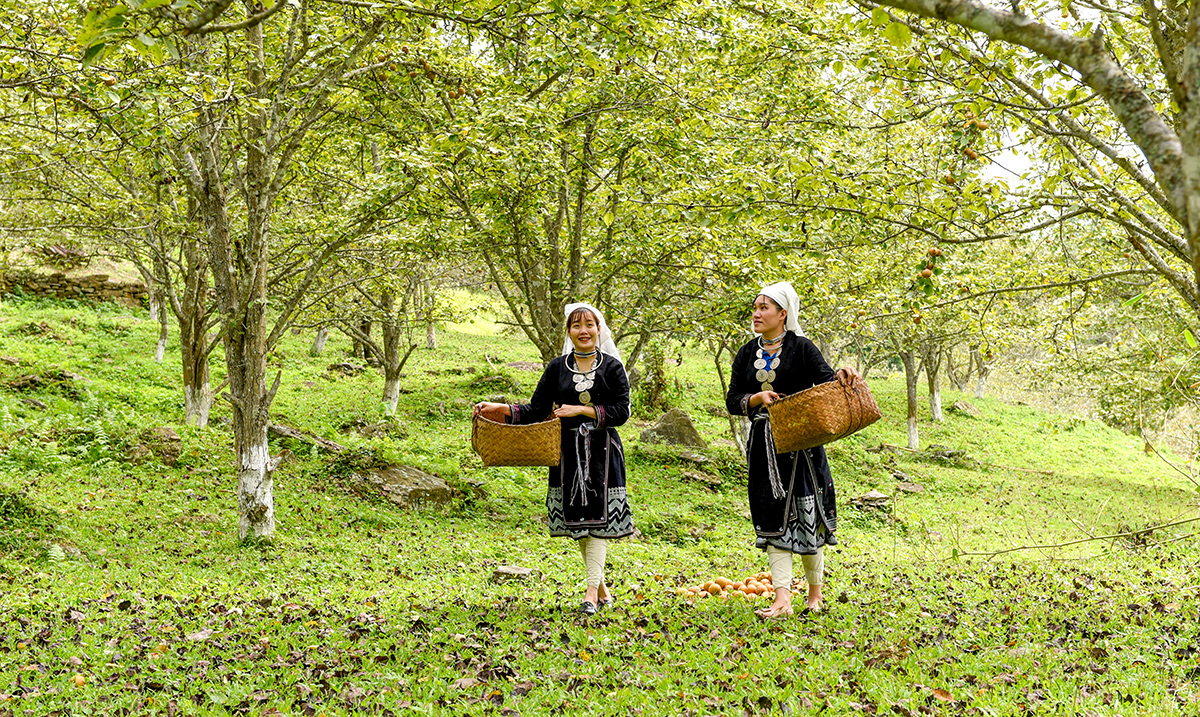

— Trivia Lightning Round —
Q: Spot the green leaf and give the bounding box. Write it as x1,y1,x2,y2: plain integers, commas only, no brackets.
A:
1121,292,1145,307
871,7,890,26
883,22,911,48
82,43,105,66
1185,329,1198,349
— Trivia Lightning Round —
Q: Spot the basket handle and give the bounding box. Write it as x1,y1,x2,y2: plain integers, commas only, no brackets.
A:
838,373,868,436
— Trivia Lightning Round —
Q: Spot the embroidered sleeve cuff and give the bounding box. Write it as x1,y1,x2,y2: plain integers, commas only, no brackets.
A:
508,405,520,424
595,405,606,428
739,395,752,416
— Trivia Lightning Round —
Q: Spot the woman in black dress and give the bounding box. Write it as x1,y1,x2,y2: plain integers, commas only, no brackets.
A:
725,282,858,619
475,303,633,615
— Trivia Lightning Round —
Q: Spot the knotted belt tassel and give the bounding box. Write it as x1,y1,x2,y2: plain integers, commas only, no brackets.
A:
753,414,787,500
570,423,593,507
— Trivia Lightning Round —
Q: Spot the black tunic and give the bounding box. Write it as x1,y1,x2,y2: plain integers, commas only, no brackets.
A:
725,332,838,553
510,351,634,539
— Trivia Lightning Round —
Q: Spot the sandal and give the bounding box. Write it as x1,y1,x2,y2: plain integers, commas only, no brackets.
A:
579,601,598,616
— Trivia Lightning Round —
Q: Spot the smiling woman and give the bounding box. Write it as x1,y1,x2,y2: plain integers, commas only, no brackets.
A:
474,302,633,615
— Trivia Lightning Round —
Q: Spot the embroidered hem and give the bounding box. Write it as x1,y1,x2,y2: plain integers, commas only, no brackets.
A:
547,486,633,539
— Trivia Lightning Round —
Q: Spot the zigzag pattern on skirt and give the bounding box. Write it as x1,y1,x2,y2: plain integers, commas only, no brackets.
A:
756,494,829,555
547,486,634,539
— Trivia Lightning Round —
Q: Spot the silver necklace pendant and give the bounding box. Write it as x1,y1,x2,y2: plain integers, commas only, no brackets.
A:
753,358,767,370
755,368,769,382
579,390,592,404
573,373,586,384
765,370,777,383
770,357,780,369
761,382,774,392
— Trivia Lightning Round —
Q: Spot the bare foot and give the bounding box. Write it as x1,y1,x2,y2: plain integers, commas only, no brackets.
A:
598,584,612,603
585,585,599,604
755,591,793,620
807,584,823,612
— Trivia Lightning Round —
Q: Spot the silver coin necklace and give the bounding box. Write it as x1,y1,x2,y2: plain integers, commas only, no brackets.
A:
755,335,782,392
569,350,602,405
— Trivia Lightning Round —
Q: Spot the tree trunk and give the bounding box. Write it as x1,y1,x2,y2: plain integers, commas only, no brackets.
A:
899,348,920,450
924,344,944,422
379,292,408,415
155,307,169,364
711,342,745,453
180,332,212,427
971,345,991,399
170,224,214,427
381,342,418,416
354,320,374,361
946,346,969,392
138,265,170,363
310,327,329,357
186,21,277,542
423,279,436,350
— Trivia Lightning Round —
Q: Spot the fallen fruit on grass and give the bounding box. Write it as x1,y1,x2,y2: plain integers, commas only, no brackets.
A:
72,674,85,687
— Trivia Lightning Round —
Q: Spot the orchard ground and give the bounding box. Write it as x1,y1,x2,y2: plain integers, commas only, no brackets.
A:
0,295,1197,716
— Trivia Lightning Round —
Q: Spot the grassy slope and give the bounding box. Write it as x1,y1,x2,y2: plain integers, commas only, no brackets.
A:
0,296,1198,716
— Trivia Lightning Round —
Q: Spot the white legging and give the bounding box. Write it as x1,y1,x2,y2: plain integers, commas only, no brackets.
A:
766,545,823,592
577,536,607,589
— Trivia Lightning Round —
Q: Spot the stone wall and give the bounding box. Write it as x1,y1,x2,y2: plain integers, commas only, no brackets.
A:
0,271,147,308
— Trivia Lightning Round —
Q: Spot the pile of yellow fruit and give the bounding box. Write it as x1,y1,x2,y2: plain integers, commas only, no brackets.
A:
675,572,795,600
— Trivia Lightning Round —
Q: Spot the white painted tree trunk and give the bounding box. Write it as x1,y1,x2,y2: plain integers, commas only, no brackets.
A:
972,345,990,399
383,375,401,415
425,322,436,350
237,436,275,541
900,348,920,451
154,308,169,363
184,382,212,428
310,327,329,356
923,344,944,422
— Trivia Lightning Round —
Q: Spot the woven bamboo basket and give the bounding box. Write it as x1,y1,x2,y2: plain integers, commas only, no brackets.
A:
767,374,881,454
471,415,562,467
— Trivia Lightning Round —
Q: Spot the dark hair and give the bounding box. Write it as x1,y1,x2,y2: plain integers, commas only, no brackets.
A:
756,294,785,312
566,307,599,328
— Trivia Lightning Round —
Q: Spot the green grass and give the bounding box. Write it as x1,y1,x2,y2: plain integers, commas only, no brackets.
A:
0,294,1198,716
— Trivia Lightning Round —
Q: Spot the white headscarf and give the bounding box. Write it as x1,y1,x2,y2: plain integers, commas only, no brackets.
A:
561,302,623,361
755,281,805,338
